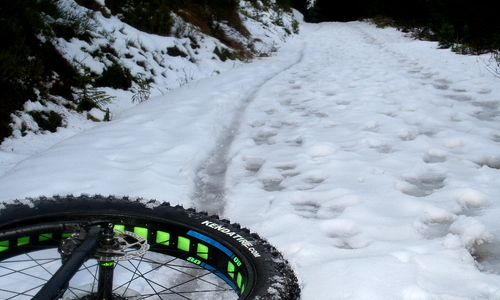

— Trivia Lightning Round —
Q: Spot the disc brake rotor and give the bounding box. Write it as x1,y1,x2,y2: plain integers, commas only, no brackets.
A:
96,229,150,262
60,228,149,262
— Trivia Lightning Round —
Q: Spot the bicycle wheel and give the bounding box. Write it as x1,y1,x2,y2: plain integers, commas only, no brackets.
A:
0,195,300,299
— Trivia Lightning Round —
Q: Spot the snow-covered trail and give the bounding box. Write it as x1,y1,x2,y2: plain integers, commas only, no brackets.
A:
1,19,500,299
192,40,305,215
222,22,500,299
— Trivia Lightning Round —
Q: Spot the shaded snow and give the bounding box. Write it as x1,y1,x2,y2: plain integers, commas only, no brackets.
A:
2,12,500,299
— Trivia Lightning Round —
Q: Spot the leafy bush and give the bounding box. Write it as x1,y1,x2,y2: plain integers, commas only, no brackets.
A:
52,4,98,42
76,85,115,112
0,0,82,140
131,74,153,103
74,0,110,17
167,46,188,58
291,19,300,34
213,46,237,62
106,0,174,36
94,59,133,90
27,110,63,133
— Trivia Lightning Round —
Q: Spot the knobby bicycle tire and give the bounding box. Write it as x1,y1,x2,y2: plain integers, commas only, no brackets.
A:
0,195,300,299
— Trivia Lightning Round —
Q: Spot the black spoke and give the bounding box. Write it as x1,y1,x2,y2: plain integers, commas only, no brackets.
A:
0,237,236,300
116,249,148,297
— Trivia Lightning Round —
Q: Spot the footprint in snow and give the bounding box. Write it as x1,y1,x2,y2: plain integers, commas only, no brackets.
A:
260,164,328,192
320,219,370,249
258,167,285,192
417,188,489,237
243,156,265,172
288,170,329,191
432,78,452,90
474,240,500,275
476,88,492,94
292,200,322,219
417,188,500,274
307,143,337,158
336,99,352,106
471,100,500,121
263,107,277,115
274,119,299,129
274,162,301,178
312,111,329,118
456,188,491,214
491,132,500,143
363,121,379,132
444,94,474,102
397,128,419,141
292,194,361,219
284,136,304,147
279,98,293,106
364,138,394,154
321,219,360,238
416,207,456,239
274,162,297,170
396,171,446,197
247,119,266,128
422,148,448,164
261,178,285,192
421,71,438,79
251,130,277,145
471,156,500,169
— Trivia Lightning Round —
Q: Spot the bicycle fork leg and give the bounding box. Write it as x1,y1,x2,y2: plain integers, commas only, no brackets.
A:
97,261,115,300
97,223,117,300
33,226,103,300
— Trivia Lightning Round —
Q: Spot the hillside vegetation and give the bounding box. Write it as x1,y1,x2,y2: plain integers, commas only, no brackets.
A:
0,0,298,141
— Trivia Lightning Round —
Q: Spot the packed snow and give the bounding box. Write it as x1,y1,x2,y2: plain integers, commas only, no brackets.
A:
2,11,500,299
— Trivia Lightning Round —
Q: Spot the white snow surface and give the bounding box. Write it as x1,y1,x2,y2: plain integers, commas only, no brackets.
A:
2,16,500,299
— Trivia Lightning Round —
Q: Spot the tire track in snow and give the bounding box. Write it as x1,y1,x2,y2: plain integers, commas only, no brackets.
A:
192,44,306,215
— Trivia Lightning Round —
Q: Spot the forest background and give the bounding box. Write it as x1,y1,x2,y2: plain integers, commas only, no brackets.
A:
292,0,499,54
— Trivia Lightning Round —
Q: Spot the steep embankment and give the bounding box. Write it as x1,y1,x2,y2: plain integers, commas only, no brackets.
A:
0,0,297,140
